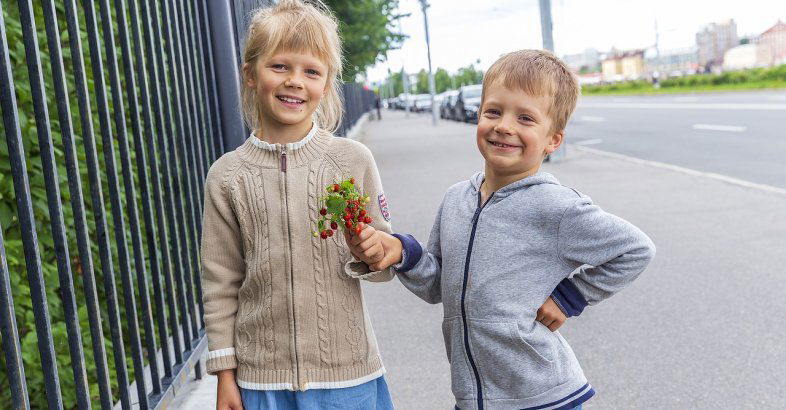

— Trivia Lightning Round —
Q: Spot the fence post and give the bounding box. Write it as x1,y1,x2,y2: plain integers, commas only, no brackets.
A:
206,0,246,150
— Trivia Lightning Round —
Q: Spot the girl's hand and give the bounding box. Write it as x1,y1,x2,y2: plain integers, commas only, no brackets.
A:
536,296,567,332
216,369,243,410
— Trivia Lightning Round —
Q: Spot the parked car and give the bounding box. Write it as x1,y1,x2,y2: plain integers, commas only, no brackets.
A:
412,94,433,112
440,90,459,119
453,84,482,123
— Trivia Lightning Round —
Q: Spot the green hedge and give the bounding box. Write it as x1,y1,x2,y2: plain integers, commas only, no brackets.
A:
582,64,786,95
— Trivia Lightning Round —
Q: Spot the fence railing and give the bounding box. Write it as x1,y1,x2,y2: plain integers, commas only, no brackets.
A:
0,0,376,409
0,0,217,408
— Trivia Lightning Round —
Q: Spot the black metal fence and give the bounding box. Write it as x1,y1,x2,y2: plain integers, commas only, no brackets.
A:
0,0,376,409
0,0,217,408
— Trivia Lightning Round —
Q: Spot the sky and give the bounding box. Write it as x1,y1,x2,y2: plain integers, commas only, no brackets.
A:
365,0,786,83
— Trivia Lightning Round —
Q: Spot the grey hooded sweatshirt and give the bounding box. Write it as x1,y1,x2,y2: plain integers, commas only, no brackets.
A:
392,172,655,410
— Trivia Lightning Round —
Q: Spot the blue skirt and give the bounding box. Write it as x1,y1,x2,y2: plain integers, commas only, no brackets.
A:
240,376,394,410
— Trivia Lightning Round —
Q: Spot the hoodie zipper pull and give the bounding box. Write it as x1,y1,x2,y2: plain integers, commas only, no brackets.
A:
281,148,287,172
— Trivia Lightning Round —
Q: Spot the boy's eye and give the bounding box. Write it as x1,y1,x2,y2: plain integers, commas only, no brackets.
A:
306,68,321,76
519,115,534,122
484,109,500,116
271,64,286,71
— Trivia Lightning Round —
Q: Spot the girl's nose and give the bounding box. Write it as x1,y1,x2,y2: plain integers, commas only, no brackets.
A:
284,76,304,89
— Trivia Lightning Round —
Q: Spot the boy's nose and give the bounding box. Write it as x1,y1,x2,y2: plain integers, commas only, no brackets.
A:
494,122,514,135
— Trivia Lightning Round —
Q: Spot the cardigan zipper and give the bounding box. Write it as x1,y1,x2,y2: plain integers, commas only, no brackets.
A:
461,190,493,410
281,148,301,389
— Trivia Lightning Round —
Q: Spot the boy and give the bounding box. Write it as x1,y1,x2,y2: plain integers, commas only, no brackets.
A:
347,50,655,410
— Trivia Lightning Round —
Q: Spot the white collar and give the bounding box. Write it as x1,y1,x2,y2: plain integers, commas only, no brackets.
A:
250,122,318,152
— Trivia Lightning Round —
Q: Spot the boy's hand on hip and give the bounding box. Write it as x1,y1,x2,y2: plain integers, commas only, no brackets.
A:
216,369,243,410
536,296,567,332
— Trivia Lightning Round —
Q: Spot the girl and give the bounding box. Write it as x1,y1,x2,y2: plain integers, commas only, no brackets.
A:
200,1,394,409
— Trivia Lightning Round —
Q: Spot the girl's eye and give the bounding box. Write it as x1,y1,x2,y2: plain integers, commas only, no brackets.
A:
271,64,286,71
519,115,534,122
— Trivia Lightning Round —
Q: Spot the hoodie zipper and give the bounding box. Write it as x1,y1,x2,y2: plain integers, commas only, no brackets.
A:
461,190,493,410
280,148,301,389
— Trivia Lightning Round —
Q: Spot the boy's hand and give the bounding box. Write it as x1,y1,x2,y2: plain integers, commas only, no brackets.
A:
216,369,243,410
369,231,404,271
344,223,385,265
536,296,567,332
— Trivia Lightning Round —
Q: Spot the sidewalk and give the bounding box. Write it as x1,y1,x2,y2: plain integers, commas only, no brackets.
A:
173,109,786,408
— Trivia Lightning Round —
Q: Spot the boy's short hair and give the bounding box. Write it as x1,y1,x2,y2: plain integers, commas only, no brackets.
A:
481,49,580,133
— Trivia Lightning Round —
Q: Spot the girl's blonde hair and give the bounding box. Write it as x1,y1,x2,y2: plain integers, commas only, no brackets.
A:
240,0,343,133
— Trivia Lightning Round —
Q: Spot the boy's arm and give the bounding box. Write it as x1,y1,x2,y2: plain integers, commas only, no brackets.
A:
391,201,445,304
201,161,246,375
553,196,656,317
343,145,394,282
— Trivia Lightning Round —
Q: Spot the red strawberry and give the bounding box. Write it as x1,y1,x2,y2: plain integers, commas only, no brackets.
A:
359,210,366,218
354,225,362,235
320,231,328,239
343,214,352,221
364,216,372,224
345,221,353,230
327,230,334,237
333,184,340,192
320,208,327,216
330,221,338,230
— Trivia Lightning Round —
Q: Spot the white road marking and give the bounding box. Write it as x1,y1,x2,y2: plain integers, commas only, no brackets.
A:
769,95,786,101
692,124,747,132
574,138,603,145
580,116,605,122
674,97,700,102
579,102,786,110
570,145,786,196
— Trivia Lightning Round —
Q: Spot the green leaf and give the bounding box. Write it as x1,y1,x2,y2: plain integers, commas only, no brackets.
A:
325,196,346,215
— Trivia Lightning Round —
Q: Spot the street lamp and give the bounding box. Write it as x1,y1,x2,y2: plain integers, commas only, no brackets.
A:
418,0,438,125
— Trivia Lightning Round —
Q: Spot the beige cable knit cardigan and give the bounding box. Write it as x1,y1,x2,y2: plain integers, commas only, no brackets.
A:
201,125,394,391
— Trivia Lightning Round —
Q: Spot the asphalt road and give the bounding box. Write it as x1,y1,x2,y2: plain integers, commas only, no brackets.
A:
360,107,786,409
569,90,786,189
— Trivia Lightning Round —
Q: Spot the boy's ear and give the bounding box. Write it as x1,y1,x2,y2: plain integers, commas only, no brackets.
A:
545,130,565,155
242,63,256,89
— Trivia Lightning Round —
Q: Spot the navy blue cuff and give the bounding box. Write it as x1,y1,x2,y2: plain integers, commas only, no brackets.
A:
551,278,588,317
391,233,422,272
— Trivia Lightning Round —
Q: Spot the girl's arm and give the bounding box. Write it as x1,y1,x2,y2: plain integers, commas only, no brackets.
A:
344,144,395,282
201,159,246,375
552,196,656,316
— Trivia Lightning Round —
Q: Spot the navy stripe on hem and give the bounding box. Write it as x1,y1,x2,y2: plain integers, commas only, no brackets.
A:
554,387,595,410
391,233,422,272
551,278,588,317
523,383,592,410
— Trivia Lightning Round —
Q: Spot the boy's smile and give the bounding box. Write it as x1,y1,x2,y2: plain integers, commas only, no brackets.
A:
476,81,563,190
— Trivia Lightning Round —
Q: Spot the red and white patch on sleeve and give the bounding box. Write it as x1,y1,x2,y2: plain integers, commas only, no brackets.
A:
378,193,391,222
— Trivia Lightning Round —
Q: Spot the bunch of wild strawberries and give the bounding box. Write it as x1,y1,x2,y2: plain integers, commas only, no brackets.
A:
313,177,373,240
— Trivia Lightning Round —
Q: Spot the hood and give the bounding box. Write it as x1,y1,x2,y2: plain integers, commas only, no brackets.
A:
469,171,560,198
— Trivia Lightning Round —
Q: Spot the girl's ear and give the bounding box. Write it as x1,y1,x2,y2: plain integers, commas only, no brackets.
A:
242,62,256,89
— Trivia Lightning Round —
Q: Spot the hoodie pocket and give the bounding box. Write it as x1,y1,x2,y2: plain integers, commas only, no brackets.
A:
442,317,475,400
468,318,555,399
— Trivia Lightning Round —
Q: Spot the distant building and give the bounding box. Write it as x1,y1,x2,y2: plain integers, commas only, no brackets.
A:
646,47,699,77
758,20,786,65
601,54,623,81
620,50,645,80
723,44,771,70
562,48,601,73
696,19,738,69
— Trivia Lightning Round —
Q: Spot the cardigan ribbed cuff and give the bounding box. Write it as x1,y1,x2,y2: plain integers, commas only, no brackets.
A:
206,349,238,375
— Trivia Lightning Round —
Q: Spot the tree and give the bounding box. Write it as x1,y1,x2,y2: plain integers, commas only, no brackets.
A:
415,69,429,94
454,63,484,87
435,68,451,93
324,0,407,82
